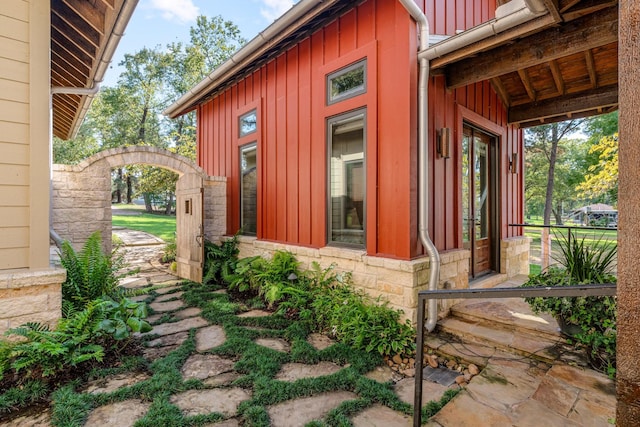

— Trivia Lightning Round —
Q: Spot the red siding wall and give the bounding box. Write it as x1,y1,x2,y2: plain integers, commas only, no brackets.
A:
197,0,523,260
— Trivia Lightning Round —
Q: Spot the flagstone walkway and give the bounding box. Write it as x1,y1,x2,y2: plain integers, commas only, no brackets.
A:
28,229,616,426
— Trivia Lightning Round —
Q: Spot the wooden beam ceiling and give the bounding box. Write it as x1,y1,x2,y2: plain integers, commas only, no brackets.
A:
508,85,618,124
445,6,617,89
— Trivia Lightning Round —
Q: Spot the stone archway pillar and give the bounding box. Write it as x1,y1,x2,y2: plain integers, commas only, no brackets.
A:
617,1,640,424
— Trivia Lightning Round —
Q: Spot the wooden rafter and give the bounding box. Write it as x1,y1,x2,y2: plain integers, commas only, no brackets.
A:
51,1,101,47
490,77,511,107
62,0,105,36
51,14,98,57
541,0,562,23
51,30,93,67
562,0,618,22
445,5,617,89
585,49,597,87
508,85,618,124
517,69,537,101
559,0,581,13
98,0,115,10
548,60,565,95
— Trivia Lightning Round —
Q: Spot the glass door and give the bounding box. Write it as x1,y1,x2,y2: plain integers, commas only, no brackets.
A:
462,125,494,278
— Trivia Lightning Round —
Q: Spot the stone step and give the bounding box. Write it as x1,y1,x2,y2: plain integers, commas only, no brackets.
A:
448,297,563,342
436,315,586,366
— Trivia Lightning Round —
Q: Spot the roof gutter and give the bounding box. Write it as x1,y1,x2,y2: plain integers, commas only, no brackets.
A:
164,0,336,118
420,0,548,61
396,0,440,335
61,0,139,139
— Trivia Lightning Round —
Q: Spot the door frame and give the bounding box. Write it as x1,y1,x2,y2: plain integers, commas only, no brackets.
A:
456,105,505,280
462,124,500,278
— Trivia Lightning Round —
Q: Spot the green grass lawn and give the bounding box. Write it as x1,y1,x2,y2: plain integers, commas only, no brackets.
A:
112,208,176,242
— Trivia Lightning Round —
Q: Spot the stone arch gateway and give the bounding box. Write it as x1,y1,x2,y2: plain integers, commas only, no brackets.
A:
51,146,227,282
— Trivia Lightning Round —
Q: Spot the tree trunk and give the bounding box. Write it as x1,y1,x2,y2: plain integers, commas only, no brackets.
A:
144,193,153,213
126,174,133,204
138,106,148,142
165,192,173,215
543,123,559,226
116,168,123,204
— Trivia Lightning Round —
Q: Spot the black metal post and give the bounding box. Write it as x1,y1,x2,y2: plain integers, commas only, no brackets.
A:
413,296,426,426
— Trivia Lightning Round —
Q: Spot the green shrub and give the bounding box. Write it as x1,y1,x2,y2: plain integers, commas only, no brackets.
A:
221,249,416,357
522,229,617,377
161,241,176,263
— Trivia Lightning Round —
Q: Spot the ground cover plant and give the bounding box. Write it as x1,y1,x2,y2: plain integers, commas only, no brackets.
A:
522,228,617,377
0,235,462,425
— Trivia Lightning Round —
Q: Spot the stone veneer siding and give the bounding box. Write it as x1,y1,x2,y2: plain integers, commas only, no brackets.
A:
234,236,529,324
236,237,471,323
0,269,66,336
500,236,531,277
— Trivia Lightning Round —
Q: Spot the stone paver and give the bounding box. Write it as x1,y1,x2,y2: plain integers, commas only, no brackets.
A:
149,299,184,312
174,307,202,319
170,388,251,417
146,316,207,336
147,331,189,348
85,372,149,394
431,392,513,426
202,420,240,427
204,372,242,387
155,291,184,302
0,411,51,427
395,378,448,406
352,404,412,427
84,399,150,427
181,354,235,381
237,309,271,318
365,365,402,383
195,325,227,352
255,337,290,352
267,391,358,426
307,333,335,350
154,285,182,294
275,361,342,382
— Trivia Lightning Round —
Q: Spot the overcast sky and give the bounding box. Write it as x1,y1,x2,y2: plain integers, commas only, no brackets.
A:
102,0,297,86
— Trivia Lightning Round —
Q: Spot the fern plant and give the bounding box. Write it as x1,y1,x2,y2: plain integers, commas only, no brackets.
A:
7,301,107,378
59,231,130,314
202,235,240,285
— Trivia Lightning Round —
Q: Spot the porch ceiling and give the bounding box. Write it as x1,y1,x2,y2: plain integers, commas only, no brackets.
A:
431,0,618,128
50,0,129,140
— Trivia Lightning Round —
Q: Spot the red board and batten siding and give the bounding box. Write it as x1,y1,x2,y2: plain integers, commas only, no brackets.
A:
196,0,523,260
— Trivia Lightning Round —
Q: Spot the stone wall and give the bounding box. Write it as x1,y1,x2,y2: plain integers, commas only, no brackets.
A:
500,236,531,277
0,269,66,336
52,163,112,252
235,237,470,323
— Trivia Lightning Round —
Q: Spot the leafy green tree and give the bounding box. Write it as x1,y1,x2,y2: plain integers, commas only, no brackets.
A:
525,121,581,224
577,133,618,203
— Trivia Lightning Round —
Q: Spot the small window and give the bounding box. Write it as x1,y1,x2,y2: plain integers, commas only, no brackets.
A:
239,110,257,137
240,143,257,236
327,60,366,105
185,199,192,215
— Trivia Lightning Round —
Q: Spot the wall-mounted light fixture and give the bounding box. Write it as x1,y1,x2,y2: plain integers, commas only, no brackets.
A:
438,128,451,159
509,152,518,174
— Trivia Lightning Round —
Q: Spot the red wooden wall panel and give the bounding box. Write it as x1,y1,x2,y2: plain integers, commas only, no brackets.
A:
196,0,523,260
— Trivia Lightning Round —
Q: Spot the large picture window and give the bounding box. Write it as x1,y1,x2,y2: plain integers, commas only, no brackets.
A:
240,143,257,235
328,110,366,247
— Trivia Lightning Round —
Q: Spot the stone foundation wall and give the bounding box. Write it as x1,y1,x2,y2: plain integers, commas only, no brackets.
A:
500,236,531,277
236,237,470,323
0,268,66,336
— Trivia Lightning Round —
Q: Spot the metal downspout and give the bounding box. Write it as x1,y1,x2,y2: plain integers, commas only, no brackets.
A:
397,0,440,333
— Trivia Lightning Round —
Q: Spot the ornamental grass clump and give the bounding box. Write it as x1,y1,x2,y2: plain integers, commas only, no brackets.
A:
522,228,617,377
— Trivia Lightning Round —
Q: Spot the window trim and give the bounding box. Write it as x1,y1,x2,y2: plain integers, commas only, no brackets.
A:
238,109,258,138
240,142,258,236
326,59,367,105
326,108,367,248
